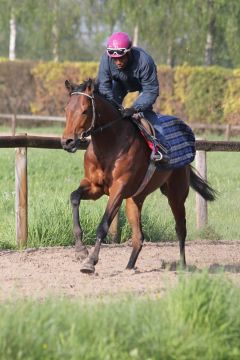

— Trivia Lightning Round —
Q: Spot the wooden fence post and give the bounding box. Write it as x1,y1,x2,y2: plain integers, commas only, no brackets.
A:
11,114,16,136
195,149,208,229
225,124,231,140
15,146,28,247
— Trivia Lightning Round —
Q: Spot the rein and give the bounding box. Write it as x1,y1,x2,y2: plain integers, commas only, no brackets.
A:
71,91,122,138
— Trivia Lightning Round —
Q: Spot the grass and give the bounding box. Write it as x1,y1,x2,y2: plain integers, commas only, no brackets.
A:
0,273,240,359
0,127,240,359
0,129,239,249
0,123,64,135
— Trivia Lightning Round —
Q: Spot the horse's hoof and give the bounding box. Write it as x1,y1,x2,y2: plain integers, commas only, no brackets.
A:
75,248,89,262
80,261,95,274
125,267,138,275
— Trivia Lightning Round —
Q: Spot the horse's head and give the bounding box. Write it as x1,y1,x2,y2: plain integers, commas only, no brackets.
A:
61,79,95,153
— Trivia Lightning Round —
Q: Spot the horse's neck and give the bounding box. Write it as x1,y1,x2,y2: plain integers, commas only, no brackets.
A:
95,95,120,124
92,96,136,151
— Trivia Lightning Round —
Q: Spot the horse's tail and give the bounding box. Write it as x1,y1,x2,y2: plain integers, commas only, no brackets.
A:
190,166,217,201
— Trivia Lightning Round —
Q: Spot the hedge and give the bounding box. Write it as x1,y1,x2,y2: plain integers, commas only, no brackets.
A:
0,59,239,125
223,69,240,125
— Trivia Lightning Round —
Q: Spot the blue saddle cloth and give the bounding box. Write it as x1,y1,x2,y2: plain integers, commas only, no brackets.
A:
154,114,196,170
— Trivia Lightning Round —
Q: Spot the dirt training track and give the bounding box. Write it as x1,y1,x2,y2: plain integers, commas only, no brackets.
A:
0,240,240,300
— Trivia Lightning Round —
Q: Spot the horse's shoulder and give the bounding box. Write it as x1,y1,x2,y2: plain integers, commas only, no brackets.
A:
84,142,95,160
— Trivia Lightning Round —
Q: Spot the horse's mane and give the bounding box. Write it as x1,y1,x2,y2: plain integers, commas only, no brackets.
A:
73,78,97,92
75,78,122,112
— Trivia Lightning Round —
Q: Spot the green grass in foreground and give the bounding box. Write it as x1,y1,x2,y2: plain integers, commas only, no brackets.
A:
0,133,239,248
0,273,239,360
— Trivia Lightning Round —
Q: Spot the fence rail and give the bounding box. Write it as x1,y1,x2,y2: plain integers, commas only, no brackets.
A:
0,113,65,122
0,135,240,247
1,134,240,151
1,113,240,138
0,135,87,149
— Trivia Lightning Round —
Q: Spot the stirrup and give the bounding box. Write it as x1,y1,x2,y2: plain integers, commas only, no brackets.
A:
151,150,169,164
151,152,163,161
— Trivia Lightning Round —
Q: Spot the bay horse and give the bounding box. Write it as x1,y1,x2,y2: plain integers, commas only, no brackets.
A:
61,78,216,274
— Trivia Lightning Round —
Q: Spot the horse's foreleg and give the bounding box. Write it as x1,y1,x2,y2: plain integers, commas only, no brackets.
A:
80,185,124,274
125,197,144,269
70,187,89,261
71,179,103,261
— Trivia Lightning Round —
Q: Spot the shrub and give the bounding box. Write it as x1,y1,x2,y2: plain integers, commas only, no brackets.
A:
223,69,240,124
31,61,98,115
0,61,239,125
184,66,231,124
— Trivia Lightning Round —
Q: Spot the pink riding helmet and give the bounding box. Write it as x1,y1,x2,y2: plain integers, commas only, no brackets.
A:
106,32,132,58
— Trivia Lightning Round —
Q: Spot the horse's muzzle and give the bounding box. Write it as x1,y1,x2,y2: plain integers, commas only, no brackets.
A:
61,138,78,153
61,138,89,153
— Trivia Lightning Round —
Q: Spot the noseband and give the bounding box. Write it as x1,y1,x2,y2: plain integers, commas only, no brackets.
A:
70,91,122,140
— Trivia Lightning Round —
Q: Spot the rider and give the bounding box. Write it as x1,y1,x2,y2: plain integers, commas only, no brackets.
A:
97,31,170,164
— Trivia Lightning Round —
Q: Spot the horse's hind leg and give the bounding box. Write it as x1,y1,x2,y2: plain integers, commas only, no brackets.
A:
125,197,144,269
166,168,190,268
170,199,187,268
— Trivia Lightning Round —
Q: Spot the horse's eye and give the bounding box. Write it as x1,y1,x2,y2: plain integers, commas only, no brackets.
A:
82,110,88,115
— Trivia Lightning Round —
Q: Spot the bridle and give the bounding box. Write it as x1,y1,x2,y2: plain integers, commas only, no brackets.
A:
71,91,96,139
70,91,122,139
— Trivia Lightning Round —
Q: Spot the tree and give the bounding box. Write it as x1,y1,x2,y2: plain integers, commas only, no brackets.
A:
9,5,16,60
1,0,240,66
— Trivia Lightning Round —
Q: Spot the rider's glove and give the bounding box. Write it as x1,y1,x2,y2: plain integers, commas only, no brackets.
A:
121,107,136,118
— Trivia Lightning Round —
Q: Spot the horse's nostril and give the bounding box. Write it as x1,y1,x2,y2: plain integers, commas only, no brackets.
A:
66,139,74,146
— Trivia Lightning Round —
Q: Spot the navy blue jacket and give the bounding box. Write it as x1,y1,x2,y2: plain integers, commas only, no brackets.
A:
97,47,159,112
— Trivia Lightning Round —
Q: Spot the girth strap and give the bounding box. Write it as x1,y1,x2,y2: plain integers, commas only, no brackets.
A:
132,160,156,197
131,116,168,197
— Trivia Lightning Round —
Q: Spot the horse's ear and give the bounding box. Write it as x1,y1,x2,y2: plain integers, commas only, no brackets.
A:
90,79,95,93
86,78,95,95
65,80,73,94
